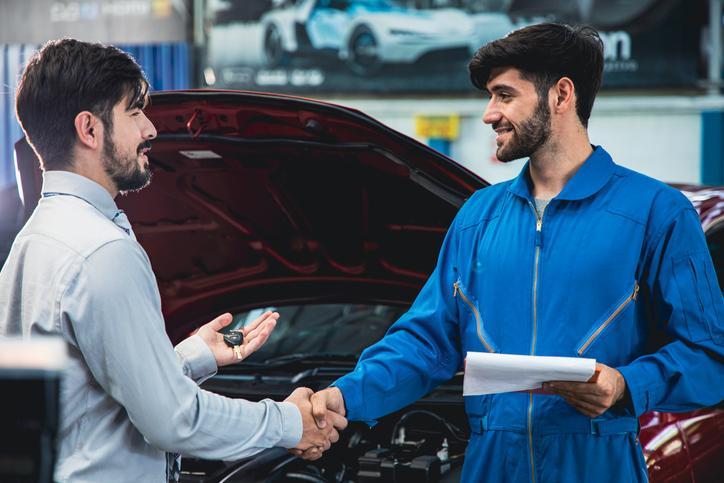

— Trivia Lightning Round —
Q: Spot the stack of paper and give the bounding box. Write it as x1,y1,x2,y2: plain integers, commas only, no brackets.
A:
463,351,596,396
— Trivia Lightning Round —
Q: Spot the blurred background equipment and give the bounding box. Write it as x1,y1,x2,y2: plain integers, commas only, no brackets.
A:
0,338,68,483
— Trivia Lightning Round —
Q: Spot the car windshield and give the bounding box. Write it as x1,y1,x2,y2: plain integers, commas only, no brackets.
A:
226,303,406,363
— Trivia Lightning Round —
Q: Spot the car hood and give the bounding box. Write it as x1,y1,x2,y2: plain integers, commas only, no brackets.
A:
113,90,485,341
674,184,724,233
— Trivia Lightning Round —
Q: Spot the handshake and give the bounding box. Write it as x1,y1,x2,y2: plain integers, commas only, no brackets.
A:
284,387,347,461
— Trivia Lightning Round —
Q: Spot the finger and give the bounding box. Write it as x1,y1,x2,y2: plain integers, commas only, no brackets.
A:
329,428,340,444
562,395,602,417
287,387,313,402
310,392,329,429
552,389,607,407
288,449,303,457
328,411,348,431
242,319,277,356
204,312,234,332
302,447,322,461
243,311,279,336
545,381,601,396
245,318,276,344
561,394,594,414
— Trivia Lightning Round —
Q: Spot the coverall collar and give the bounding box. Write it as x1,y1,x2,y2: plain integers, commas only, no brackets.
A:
508,145,615,202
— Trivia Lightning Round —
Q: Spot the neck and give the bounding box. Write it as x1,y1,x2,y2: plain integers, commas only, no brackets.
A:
528,128,592,200
67,155,119,198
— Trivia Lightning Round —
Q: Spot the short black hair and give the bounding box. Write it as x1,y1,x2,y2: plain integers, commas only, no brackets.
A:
15,39,149,171
469,23,604,127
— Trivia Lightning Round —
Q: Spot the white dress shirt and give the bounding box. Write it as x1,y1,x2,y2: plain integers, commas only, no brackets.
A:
0,170,302,482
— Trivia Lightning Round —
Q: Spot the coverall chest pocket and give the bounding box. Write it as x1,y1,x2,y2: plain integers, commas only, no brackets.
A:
575,281,639,357
454,278,498,353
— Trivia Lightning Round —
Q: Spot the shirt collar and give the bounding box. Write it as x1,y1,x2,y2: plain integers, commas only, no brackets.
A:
507,145,615,202
41,170,119,220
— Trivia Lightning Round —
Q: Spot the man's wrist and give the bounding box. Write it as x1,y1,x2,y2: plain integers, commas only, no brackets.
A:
614,368,626,403
277,401,303,448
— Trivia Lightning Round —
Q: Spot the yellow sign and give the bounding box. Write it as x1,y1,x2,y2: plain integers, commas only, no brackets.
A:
414,114,460,140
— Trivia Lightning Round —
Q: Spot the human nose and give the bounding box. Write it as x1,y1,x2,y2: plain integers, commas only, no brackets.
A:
142,112,157,140
482,99,500,125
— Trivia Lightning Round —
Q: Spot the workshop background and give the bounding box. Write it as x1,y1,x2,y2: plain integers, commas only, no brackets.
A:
0,2,722,482
0,0,722,259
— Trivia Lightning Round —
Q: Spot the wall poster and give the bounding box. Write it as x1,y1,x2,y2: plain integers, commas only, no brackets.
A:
201,0,704,93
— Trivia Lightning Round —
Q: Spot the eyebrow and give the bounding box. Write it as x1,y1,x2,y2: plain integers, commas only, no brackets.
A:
487,84,520,95
126,94,149,111
124,80,151,111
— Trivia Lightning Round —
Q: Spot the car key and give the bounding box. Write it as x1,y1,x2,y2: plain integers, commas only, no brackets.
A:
223,330,244,360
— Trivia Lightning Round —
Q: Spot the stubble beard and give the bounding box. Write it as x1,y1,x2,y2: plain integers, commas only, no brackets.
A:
496,97,552,163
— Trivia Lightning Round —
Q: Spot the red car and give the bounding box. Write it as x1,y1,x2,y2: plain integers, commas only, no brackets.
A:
14,90,724,482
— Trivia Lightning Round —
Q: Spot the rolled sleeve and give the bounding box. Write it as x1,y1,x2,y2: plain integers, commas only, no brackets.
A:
175,334,218,384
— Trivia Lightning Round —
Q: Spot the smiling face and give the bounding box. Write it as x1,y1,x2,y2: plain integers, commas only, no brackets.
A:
101,93,157,193
482,67,552,163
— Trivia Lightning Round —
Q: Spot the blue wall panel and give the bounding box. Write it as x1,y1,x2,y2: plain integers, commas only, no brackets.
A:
0,44,36,190
701,110,724,185
0,42,190,189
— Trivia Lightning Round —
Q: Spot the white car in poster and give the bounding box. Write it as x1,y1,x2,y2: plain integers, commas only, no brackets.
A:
260,0,515,75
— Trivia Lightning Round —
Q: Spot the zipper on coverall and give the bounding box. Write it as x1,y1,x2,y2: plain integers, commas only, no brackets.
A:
577,282,640,355
527,200,546,483
453,282,496,353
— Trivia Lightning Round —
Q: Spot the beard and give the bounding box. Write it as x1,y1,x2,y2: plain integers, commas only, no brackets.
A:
495,97,551,163
102,132,152,193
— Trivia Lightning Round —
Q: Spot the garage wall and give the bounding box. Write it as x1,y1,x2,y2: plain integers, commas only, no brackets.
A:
322,95,724,186
0,44,36,190
0,42,190,189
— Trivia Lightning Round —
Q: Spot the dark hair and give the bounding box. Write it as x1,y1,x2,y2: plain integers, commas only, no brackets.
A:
469,23,604,127
15,39,149,171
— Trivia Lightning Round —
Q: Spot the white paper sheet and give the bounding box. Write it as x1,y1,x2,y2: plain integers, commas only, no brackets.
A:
463,352,596,396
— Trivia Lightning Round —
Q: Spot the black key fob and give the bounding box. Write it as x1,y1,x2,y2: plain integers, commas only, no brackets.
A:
223,330,243,347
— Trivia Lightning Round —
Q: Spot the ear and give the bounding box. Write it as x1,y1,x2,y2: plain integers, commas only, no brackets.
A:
552,77,576,114
73,111,102,150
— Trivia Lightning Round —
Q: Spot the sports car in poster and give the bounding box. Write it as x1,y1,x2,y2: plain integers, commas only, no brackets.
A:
259,0,515,75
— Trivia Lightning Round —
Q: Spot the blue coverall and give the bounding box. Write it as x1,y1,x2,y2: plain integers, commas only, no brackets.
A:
334,147,724,482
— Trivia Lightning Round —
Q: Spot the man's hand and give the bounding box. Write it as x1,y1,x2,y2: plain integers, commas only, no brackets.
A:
543,363,627,418
285,387,348,461
311,387,346,428
195,311,279,367
289,387,347,460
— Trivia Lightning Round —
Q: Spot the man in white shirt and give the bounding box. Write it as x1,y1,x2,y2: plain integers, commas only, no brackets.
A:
0,38,345,482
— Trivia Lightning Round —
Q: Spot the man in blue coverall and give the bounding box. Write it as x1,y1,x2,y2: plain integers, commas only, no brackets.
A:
301,23,724,481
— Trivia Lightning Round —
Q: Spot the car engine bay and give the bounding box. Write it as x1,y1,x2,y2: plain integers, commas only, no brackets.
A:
182,372,467,483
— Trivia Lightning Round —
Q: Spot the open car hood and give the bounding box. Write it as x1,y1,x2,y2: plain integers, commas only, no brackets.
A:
110,90,486,340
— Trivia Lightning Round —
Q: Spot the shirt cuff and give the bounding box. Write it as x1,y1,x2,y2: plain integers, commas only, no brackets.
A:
275,401,303,448
174,334,218,384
